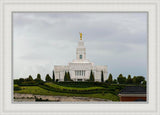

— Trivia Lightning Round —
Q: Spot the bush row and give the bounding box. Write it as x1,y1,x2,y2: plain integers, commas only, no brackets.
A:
55,82,109,88
46,83,105,90
39,83,106,94
18,81,39,86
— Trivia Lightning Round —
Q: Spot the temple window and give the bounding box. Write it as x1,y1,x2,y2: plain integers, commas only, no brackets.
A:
80,55,82,59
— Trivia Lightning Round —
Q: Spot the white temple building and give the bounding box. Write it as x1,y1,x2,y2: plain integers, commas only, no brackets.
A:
54,33,107,82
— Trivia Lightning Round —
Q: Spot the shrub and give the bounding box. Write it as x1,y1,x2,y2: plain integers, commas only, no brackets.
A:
45,74,52,82
89,70,94,82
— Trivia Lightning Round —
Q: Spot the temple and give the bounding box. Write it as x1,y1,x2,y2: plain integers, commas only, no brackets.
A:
54,33,108,82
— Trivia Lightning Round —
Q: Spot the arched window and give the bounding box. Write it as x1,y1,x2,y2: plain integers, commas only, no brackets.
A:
79,55,82,59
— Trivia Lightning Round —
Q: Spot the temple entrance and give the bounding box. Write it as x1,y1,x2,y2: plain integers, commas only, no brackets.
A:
77,79,82,82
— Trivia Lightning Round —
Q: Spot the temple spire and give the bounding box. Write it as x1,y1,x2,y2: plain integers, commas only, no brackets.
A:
80,32,82,40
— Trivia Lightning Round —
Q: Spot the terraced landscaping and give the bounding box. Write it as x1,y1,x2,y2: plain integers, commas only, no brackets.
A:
14,82,120,101
39,82,106,94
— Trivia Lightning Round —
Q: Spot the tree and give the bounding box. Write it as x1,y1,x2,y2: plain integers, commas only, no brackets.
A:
101,71,104,82
142,80,146,85
132,76,137,84
45,74,52,82
126,75,132,84
67,71,71,81
89,70,95,82
14,78,24,85
117,74,126,84
56,79,59,82
64,71,68,81
132,76,145,84
19,78,25,83
52,70,55,82
14,79,20,85
37,74,41,80
113,79,117,84
136,76,145,84
29,75,33,80
64,71,71,82
25,75,33,82
34,74,42,83
108,73,113,84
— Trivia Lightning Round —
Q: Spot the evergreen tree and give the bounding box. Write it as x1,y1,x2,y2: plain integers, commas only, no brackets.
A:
101,71,104,82
64,71,68,81
26,75,33,81
113,79,117,84
52,70,55,82
37,74,41,80
89,70,95,82
132,76,137,84
45,74,52,82
126,75,132,84
64,71,71,82
117,74,126,84
108,73,113,84
33,74,44,84
34,74,42,82
28,75,33,81
67,71,71,81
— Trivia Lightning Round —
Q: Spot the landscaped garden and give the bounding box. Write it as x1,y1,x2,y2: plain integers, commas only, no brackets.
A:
14,73,146,102
14,85,120,101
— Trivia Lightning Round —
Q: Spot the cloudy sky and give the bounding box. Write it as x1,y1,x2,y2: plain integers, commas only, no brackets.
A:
13,12,147,80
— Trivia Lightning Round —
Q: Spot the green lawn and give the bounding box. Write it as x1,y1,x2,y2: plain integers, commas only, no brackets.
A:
14,86,119,101
15,86,56,95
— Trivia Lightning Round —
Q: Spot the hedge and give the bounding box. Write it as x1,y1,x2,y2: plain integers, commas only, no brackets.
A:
55,82,109,88
18,81,44,86
39,83,106,94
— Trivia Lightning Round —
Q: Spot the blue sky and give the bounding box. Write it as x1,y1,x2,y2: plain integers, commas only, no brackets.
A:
13,13,147,80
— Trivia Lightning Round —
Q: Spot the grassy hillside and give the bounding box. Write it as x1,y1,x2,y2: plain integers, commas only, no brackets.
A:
41,82,106,94
14,83,120,101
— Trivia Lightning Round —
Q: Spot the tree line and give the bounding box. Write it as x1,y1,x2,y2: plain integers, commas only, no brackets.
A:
14,71,55,85
14,70,146,85
105,73,146,85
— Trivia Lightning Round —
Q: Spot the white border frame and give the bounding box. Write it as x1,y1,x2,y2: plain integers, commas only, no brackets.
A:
0,0,159,115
